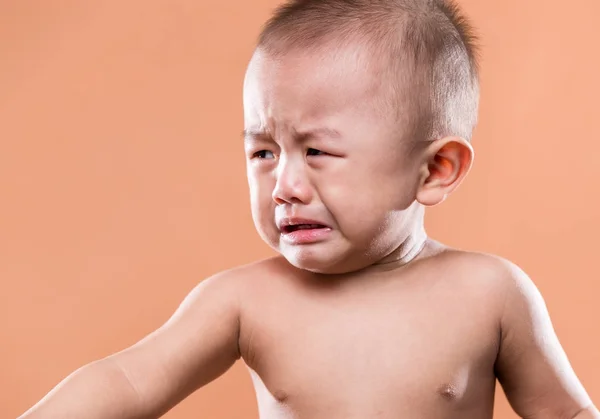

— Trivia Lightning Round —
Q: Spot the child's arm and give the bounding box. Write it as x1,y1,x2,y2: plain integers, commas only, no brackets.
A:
18,270,243,419
493,260,599,419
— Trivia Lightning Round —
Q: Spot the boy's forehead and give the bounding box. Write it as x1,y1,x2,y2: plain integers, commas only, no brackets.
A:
243,45,386,118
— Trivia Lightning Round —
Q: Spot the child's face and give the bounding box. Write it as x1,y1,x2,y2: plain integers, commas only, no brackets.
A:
243,46,425,274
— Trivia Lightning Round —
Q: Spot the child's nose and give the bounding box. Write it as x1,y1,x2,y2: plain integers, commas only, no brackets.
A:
272,157,313,205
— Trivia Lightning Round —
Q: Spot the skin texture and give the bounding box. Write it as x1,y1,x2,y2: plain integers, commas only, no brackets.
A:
18,44,598,419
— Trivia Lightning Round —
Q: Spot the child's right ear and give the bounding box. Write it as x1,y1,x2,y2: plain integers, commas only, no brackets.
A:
415,136,474,207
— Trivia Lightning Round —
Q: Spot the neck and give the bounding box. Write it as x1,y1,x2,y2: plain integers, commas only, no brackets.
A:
378,227,428,265
363,206,445,274
305,224,440,282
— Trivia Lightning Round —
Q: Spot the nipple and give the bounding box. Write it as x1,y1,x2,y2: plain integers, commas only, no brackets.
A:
437,383,459,401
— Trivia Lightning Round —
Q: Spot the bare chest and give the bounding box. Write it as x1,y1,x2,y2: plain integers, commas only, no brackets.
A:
240,277,501,418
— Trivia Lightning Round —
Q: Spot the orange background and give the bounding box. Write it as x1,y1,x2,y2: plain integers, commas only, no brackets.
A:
1,1,598,418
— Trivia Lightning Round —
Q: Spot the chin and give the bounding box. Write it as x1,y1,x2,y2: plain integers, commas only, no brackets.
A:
278,244,362,275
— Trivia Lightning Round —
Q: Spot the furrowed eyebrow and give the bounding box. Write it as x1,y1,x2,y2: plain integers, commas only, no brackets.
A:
242,129,265,139
242,127,341,141
295,127,341,140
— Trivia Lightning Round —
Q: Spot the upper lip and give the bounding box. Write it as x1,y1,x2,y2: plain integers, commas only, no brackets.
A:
277,217,330,231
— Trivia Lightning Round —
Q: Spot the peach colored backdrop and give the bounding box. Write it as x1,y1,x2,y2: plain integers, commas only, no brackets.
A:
2,1,598,418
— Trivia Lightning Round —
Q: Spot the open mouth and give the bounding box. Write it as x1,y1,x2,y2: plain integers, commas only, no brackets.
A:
282,224,328,234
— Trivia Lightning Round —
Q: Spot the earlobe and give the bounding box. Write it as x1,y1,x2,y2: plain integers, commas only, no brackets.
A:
416,136,474,207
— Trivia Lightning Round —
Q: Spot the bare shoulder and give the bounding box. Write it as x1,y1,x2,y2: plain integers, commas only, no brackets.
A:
99,257,291,417
189,256,292,304
146,257,285,341
202,256,290,287
433,245,533,285
425,244,539,310
191,256,275,288
427,247,596,419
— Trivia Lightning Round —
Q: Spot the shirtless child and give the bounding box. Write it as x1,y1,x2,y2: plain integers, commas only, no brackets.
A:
18,0,599,418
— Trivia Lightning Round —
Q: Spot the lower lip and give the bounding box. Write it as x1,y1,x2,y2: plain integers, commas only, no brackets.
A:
281,227,332,244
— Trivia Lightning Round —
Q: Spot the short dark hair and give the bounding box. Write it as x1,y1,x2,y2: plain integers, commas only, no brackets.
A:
257,0,480,143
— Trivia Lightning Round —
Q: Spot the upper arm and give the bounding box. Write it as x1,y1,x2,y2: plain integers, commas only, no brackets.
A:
494,260,594,419
108,269,244,418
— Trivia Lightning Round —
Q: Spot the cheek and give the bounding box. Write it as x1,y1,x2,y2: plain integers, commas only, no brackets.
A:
318,175,387,231
318,159,416,224
324,157,399,197
247,172,276,221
